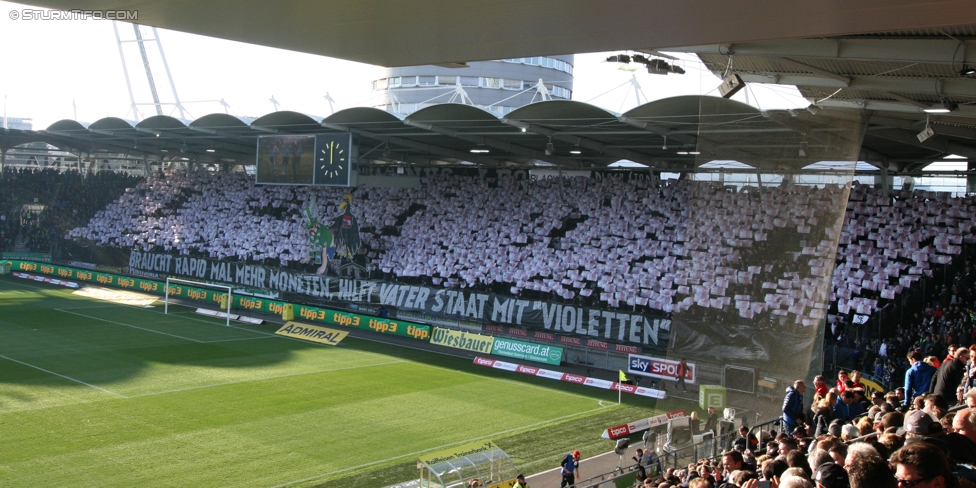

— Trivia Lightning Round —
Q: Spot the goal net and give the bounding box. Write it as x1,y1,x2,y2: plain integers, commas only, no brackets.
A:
164,277,233,327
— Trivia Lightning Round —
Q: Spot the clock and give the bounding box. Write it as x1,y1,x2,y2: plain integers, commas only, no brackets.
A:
313,133,353,186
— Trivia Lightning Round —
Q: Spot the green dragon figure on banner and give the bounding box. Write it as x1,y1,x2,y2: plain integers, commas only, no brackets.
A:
300,194,361,275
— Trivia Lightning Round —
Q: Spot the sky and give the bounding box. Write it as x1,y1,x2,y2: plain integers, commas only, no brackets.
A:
0,0,811,130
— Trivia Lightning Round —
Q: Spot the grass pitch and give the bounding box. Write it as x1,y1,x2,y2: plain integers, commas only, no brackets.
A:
0,277,666,487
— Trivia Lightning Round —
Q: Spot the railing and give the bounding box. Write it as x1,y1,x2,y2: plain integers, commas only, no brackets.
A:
658,417,785,472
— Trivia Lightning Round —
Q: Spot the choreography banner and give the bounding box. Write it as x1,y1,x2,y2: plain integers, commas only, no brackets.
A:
126,250,671,350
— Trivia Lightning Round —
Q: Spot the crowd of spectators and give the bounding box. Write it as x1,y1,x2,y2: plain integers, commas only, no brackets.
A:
67,170,413,267
67,170,976,333
0,167,141,253
640,356,976,488
820,240,976,393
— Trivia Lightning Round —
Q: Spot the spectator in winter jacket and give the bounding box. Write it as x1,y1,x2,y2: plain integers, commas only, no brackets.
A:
904,350,937,405
783,380,807,433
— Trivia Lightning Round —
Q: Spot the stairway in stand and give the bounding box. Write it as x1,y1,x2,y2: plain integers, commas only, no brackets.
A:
12,232,26,252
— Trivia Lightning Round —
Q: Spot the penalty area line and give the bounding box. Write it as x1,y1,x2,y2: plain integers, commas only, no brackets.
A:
55,308,206,343
269,403,613,488
0,353,125,398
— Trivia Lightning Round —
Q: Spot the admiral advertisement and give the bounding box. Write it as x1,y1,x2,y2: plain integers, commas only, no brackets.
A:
627,354,697,384
126,249,671,351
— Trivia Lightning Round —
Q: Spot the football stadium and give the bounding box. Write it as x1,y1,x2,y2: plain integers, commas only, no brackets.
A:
2,2,976,487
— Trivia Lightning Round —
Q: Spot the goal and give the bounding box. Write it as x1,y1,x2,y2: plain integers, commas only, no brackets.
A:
164,277,233,327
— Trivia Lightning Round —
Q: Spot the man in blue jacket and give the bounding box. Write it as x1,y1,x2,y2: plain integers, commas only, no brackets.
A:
905,350,937,405
782,380,806,433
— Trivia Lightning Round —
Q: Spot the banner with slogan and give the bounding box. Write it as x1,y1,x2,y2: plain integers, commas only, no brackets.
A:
294,304,431,340
430,327,495,354
9,260,432,343
124,249,670,352
490,337,563,366
275,322,348,346
1,252,52,263
627,354,697,384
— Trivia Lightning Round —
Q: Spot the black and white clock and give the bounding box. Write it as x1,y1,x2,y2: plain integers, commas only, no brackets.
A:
313,133,353,186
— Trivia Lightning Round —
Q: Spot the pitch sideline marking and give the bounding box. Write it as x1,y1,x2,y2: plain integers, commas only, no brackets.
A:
51,304,126,311
0,353,125,398
200,336,276,344
268,403,615,488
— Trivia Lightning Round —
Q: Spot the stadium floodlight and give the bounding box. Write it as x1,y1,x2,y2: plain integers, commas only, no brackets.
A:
606,54,632,64
923,101,956,113
165,277,233,327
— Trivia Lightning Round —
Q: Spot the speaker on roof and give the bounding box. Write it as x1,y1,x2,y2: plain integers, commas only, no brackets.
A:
719,73,745,99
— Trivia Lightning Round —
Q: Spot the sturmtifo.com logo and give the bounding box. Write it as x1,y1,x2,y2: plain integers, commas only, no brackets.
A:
10,9,138,20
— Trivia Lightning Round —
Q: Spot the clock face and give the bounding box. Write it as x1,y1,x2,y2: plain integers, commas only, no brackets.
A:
317,140,345,178
313,133,353,186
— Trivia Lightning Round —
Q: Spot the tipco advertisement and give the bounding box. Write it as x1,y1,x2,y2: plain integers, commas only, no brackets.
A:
491,337,563,366
601,410,687,439
627,354,697,383
430,328,495,353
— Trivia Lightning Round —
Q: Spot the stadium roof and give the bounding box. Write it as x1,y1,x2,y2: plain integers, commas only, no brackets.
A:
8,2,976,173
16,1,976,69
0,96,909,172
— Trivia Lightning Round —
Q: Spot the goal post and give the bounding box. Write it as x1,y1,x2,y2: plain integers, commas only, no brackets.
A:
164,277,233,327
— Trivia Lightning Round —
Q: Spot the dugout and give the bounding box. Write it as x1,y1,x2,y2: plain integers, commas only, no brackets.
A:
383,442,518,488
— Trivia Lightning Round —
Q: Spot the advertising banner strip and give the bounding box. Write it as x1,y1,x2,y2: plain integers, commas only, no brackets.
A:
12,271,79,288
490,337,563,365
627,354,697,384
430,327,495,353
275,322,348,346
9,261,427,342
295,304,431,341
472,356,666,400
600,410,688,439
7,260,231,307
418,440,499,467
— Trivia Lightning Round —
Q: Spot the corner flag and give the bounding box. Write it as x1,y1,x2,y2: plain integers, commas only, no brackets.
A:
619,370,628,382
